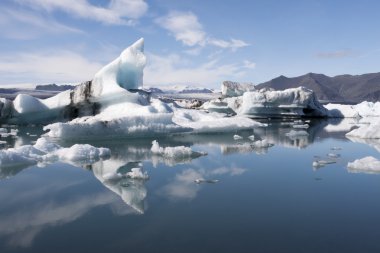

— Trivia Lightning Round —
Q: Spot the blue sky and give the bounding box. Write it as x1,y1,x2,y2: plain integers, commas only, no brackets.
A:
1,0,379,88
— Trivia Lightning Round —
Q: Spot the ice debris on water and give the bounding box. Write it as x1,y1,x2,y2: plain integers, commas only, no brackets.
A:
233,134,243,140
194,178,219,184
312,159,336,168
248,135,255,141
151,140,207,159
0,137,110,168
327,153,341,158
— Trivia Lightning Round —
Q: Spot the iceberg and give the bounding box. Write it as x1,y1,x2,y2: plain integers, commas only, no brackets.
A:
203,87,329,118
0,137,110,169
0,38,263,139
326,101,380,118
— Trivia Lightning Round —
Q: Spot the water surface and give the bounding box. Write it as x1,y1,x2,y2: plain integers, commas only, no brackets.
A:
1,119,380,253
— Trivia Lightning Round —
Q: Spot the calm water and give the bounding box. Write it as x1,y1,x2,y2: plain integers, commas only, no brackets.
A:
1,119,380,253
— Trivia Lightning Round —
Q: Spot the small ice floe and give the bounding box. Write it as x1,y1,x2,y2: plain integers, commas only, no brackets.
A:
194,178,219,184
331,147,342,151
293,124,309,129
0,137,111,168
313,159,336,168
248,135,255,141
126,167,149,180
0,140,7,146
233,134,243,140
151,140,207,159
0,128,7,134
347,156,380,174
294,120,304,124
327,153,341,158
285,130,309,137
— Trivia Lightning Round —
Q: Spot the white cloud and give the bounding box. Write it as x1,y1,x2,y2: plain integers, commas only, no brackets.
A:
156,11,250,50
156,11,206,46
0,51,103,85
145,53,255,87
15,0,148,25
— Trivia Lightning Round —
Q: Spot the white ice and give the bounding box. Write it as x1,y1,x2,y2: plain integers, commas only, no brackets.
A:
346,118,380,139
0,137,110,169
204,86,328,117
347,156,380,174
233,134,243,140
151,140,207,159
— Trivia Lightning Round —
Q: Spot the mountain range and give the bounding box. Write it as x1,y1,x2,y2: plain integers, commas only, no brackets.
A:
256,72,380,103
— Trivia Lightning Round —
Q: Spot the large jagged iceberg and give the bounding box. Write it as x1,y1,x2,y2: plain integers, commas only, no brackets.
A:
203,86,328,117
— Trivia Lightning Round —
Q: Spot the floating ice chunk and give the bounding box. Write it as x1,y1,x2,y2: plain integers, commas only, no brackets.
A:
233,134,243,140
33,138,61,153
151,140,207,159
347,156,380,174
285,130,309,137
0,150,36,168
293,124,309,129
313,159,336,168
0,137,110,168
326,101,380,118
54,144,111,162
327,153,340,158
0,128,7,134
126,167,149,180
248,135,255,141
194,178,219,184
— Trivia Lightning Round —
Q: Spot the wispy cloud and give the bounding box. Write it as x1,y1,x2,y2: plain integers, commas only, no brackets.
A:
0,50,103,85
145,53,255,87
0,7,83,39
155,11,250,51
15,0,148,25
315,49,353,59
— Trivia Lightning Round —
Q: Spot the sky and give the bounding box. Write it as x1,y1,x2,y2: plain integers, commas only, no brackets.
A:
0,0,380,89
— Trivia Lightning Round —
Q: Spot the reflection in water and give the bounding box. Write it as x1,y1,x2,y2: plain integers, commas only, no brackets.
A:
0,176,126,248
1,119,380,252
346,136,380,153
92,160,148,214
160,166,246,200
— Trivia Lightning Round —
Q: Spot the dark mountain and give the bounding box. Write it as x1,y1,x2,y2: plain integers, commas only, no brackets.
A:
256,72,380,103
35,83,75,91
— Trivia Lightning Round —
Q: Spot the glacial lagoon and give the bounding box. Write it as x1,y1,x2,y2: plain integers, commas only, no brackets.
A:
1,119,380,253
